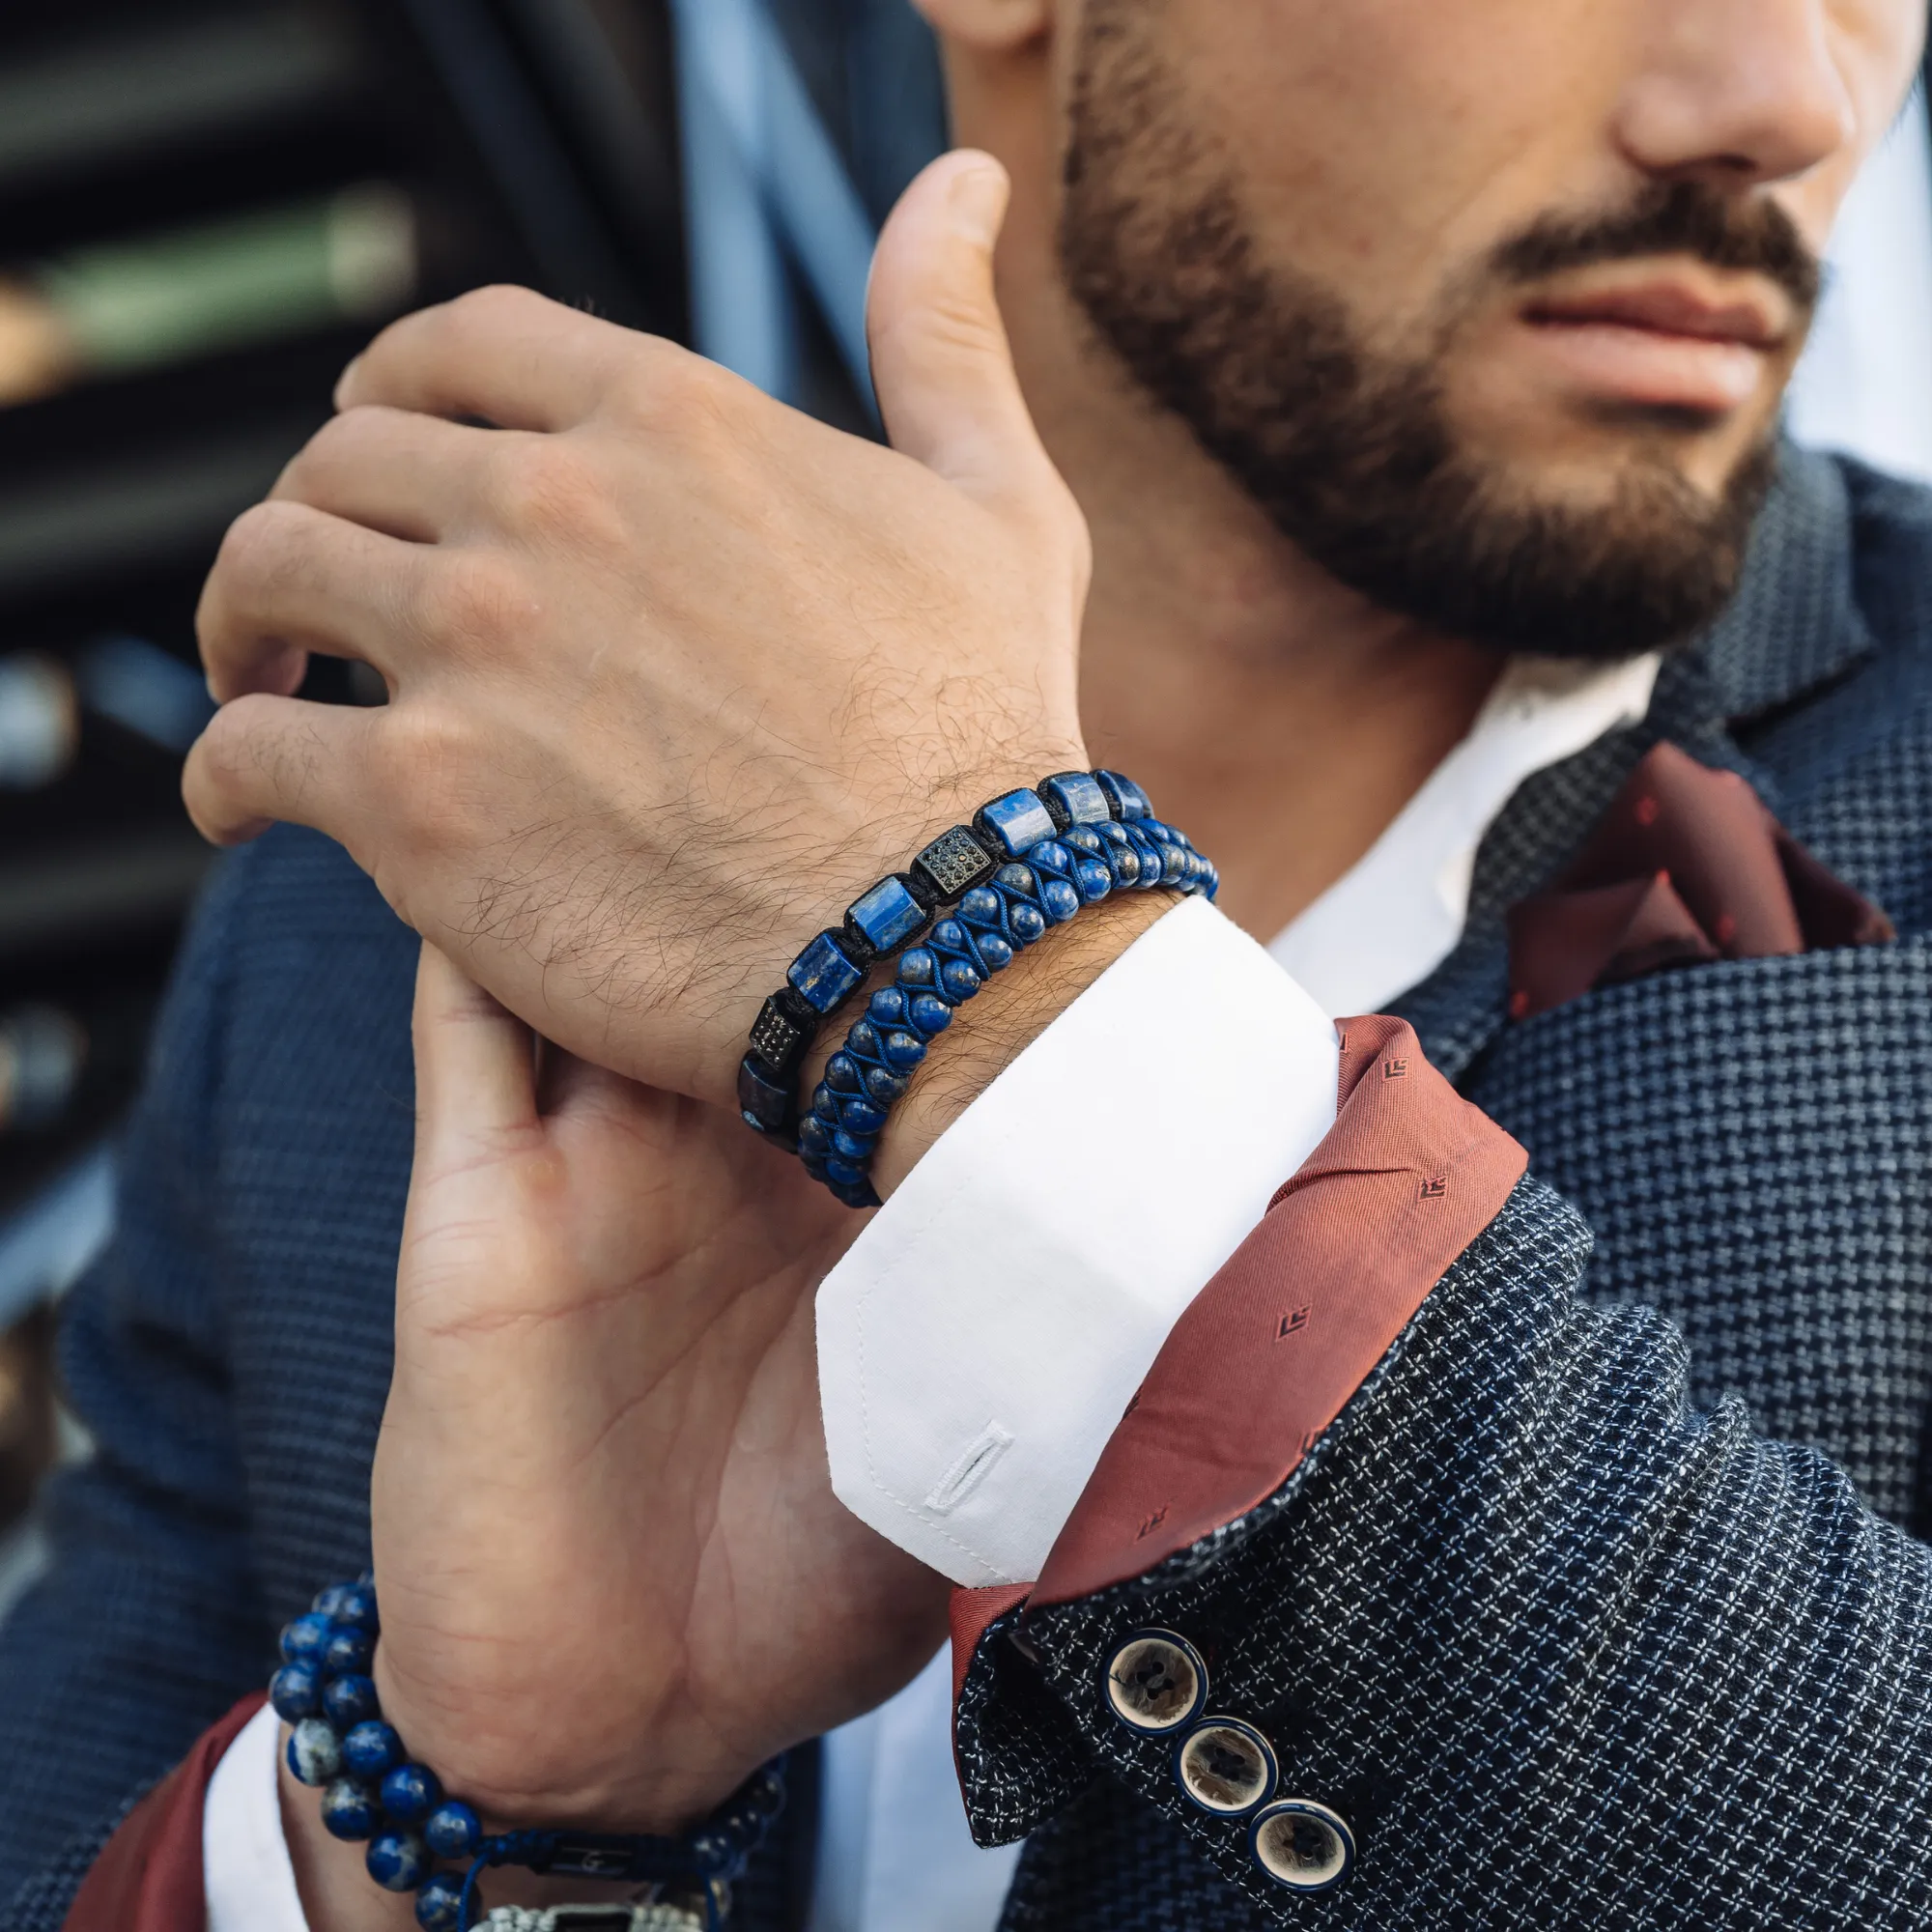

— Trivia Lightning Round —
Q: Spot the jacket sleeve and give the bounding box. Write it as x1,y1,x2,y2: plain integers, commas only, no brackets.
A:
954,1031,1932,1929
0,851,275,1923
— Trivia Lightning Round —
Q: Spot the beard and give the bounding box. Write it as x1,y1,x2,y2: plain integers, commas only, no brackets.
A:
1058,6,1820,661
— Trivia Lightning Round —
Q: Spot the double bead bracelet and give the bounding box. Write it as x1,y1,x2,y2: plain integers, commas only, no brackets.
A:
738,770,1216,1205
271,1578,786,1931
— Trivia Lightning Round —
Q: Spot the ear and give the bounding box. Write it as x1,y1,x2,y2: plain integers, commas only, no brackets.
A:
910,0,1052,56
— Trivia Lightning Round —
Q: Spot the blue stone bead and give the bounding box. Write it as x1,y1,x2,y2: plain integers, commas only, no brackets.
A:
690,1830,737,1874
1008,902,1048,946
287,1718,344,1787
847,1020,885,1064
1040,878,1081,923
381,1761,443,1824
845,875,930,953
323,1672,381,1728
825,1051,864,1094
321,1776,382,1841
832,1128,875,1161
823,1155,868,1187
977,787,1056,858
324,1627,375,1677
424,1798,483,1859
930,916,969,952
312,1584,352,1619
787,929,865,1015
835,1094,889,1135
975,932,1014,973
270,1662,322,1722
797,1114,834,1159
907,993,953,1037
1075,858,1113,903
280,1612,333,1665
1095,769,1151,820
414,1873,467,1932
897,947,937,988
1029,839,1072,877
861,1064,909,1104
343,1719,406,1777
881,1029,926,1070
335,1584,380,1634
868,987,910,1029
366,1829,430,1892
737,1053,791,1133
994,863,1038,897
1041,771,1112,827
938,958,981,1002
956,887,1002,928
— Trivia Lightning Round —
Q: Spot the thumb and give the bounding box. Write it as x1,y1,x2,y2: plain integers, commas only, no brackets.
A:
411,941,537,1167
867,151,1053,506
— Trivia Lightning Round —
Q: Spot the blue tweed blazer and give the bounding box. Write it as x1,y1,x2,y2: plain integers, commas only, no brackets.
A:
6,446,1932,1929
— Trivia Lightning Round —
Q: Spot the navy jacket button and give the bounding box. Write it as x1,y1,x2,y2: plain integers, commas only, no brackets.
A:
1175,1716,1278,1815
1100,1629,1208,1733
1249,1799,1356,1892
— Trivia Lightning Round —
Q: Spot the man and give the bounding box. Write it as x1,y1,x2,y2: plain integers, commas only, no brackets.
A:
3,0,1930,1926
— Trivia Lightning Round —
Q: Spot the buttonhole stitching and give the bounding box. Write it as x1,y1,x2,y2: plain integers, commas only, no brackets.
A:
923,1422,1015,1515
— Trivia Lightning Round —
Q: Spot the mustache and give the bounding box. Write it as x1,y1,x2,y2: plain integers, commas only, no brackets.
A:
1490,181,1822,315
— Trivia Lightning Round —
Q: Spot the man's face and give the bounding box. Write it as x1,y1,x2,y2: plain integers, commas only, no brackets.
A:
1056,0,1926,657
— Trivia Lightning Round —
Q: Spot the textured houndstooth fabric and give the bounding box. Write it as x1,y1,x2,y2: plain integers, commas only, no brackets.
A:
5,446,1932,1930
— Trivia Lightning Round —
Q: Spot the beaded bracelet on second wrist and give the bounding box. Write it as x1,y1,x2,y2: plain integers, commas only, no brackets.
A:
736,769,1216,1208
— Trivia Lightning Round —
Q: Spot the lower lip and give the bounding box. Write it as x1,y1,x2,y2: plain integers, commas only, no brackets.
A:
1520,318,1767,414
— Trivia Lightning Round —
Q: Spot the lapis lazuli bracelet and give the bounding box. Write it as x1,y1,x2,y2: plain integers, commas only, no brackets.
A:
271,1577,786,1931
736,770,1215,1208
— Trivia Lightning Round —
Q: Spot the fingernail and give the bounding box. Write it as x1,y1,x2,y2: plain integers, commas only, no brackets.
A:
948,160,1009,249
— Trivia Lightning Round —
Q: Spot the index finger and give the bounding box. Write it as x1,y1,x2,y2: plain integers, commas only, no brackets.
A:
334,284,640,431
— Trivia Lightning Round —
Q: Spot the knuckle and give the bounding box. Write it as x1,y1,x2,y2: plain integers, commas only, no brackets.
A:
482,435,617,548
612,343,739,440
416,552,533,651
213,498,307,594
376,706,481,847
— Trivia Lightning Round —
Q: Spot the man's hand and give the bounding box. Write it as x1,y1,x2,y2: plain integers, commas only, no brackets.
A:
184,154,1089,1108
367,946,948,1836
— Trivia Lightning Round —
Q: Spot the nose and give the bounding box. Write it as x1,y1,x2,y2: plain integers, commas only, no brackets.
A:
1617,0,1857,189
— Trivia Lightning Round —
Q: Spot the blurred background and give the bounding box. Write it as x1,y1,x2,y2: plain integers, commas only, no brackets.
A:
0,0,1924,1602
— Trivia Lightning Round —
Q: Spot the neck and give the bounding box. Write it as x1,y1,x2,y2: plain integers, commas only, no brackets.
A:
981,88,1503,945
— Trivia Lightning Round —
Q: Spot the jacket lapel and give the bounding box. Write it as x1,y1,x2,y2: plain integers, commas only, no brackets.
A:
1395,445,1877,1084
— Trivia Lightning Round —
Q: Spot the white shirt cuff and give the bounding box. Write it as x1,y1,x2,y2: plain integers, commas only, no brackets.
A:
816,894,1341,1587
205,1700,310,1932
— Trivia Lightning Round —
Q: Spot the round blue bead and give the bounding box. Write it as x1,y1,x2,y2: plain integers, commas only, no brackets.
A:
867,987,909,1028
938,958,981,1001
414,1873,467,1931
823,1155,868,1187
994,863,1037,895
424,1798,482,1859
286,1718,344,1786
1061,823,1103,856
906,993,952,1037
322,1672,381,1728
897,947,937,988
974,933,1014,973
320,1776,382,1841
881,1029,926,1070
1075,859,1113,903
1029,840,1071,876
744,1767,786,1814
929,917,967,952
826,1052,864,1094
957,888,1001,926
279,1612,333,1665
1008,903,1047,946
324,1627,375,1677
1040,878,1081,923
366,1829,429,1891
847,1019,883,1061
335,1584,380,1634
343,1719,406,1777
381,1761,443,1824
796,1114,834,1158
810,1081,836,1117
836,1094,889,1135
861,1064,909,1104
831,1128,875,1162
269,1662,321,1722
311,1584,352,1619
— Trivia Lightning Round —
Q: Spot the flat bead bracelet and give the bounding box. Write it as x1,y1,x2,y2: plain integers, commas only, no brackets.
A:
794,805,1214,1205
735,770,1212,1174
270,1578,786,1931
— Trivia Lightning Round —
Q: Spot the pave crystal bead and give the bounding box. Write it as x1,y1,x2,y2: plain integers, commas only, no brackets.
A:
287,1718,344,1786
749,994,814,1076
912,824,997,899
343,1719,406,1778
381,1761,443,1823
323,1671,381,1728
976,787,1056,858
845,874,931,954
787,930,866,1015
321,1776,382,1841
366,1828,429,1891
1040,770,1112,828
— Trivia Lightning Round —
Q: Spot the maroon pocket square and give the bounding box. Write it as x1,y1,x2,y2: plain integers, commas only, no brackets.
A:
1507,742,1893,1022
